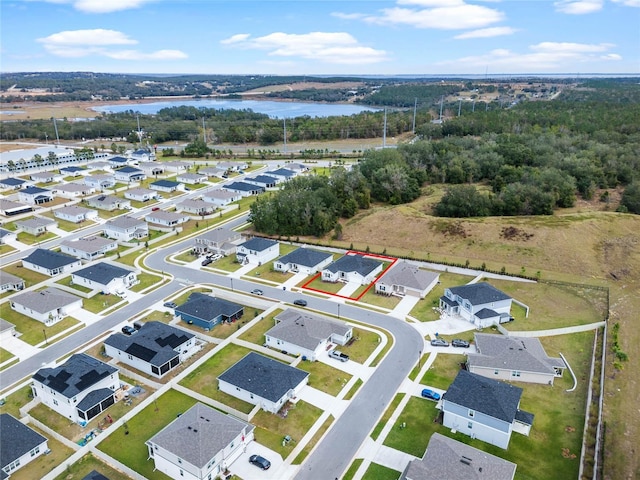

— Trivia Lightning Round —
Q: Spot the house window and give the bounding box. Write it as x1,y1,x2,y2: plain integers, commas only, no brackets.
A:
230,441,234,448
236,387,240,391
468,421,473,429
178,458,182,464
512,371,521,377
179,470,184,477
53,399,58,406
30,446,40,457
250,394,254,399
494,369,499,375
468,409,475,418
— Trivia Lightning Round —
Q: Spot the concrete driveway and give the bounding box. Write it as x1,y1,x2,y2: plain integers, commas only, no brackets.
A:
226,441,296,480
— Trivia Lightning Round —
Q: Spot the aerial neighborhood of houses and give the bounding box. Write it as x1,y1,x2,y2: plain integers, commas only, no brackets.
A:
0,145,589,480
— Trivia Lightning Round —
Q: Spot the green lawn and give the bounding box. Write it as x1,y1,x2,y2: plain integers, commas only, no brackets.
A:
383,396,440,457
357,288,401,309
296,360,353,396
53,453,134,480
371,393,404,441
343,459,364,480
55,275,92,293
210,254,243,272
244,262,294,284
97,389,196,480
344,378,363,400
0,308,82,346
16,231,58,245
409,353,432,381
9,426,75,480
130,272,164,292
339,327,384,364
0,385,32,418
173,250,198,263
419,353,466,389
361,463,402,480
0,346,15,363
0,244,16,255
83,293,125,314
237,308,284,345
292,415,334,464
1,263,48,287
409,272,476,321
304,276,344,294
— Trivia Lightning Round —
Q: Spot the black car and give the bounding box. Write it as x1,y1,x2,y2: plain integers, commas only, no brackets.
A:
430,338,449,347
249,454,271,470
121,325,136,336
452,339,470,348
163,301,177,309
201,258,213,266
293,299,307,307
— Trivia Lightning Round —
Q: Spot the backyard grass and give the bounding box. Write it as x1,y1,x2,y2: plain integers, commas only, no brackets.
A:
409,272,475,321
9,426,75,480
419,353,466,390
344,378,363,400
383,396,441,457
296,361,353,396
292,414,334,464
361,463,401,480
1,263,48,287
304,275,345,294
0,309,82,346
130,272,164,292
53,452,134,480
0,384,32,418
97,389,196,480
371,393,404,441
137,310,171,323
357,288,401,309
237,308,283,345
83,293,125,314
55,275,92,293
244,262,294,284
16,231,58,245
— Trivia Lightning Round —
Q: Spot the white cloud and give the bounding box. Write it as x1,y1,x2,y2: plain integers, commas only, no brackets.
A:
611,0,640,6
530,41,614,53
220,31,388,65
454,26,518,39
554,0,603,14
37,29,186,60
37,0,151,13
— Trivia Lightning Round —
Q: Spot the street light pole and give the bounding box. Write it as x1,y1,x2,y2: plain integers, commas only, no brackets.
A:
42,329,48,345
230,278,234,292
337,304,341,320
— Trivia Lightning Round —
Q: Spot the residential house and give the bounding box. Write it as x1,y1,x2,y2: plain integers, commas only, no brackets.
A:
467,333,566,385
130,148,154,162
21,248,82,276
30,171,63,183
88,161,113,171
176,172,207,184
108,156,129,168
441,370,534,449
72,262,138,294
0,199,32,216
163,161,190,173
217,161,247,172
104,216,148,241
60,166,88,177
401,433,517,480
104,321,197,378
274,247,333,275
0,319,17,340
54,205,98,223
321,254,383,285
113,166,145,182
145,210,189,227
82,470,110,480
218,352,309,414
244,175,277,189
223,181,265,197
285,163,310,173
31,353,120,424
124,188,160,202
87,194,131,211
11,287,83,325
236,238,279,265
60,236,118,260
84,174,115,190
265,309,353,361
138,161,164,176
56,183,95,199
15,217,57,236
0,414,49,478
150,179,182,193
202,189,241,207
146,403,254,480
0,272,25,293
264,168,296,182
175,293,244,330
176,199,215,216
192,227,242,256
375,261,440,298
0,228,17,244
18,186,54,205
439,282,514,328
199,166,226,178
0,177,30,190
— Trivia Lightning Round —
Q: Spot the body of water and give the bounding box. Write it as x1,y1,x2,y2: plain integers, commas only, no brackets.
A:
92,98,380,118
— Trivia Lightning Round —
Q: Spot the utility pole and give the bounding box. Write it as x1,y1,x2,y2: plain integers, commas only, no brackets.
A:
412,97,417,134
382,108,387,148
458,99,462,117
439,96,444,122
202,117,206,144
136,114,142,145
283,118,287,154
53,117,60,144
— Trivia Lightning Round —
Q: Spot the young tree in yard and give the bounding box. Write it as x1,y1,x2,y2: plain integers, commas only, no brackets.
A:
111,142,118,153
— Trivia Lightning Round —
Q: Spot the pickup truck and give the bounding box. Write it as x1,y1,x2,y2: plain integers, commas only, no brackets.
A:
329,350,349,362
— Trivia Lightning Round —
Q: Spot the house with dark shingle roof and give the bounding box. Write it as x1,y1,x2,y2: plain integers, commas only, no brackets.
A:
440,282,514,328
244,175,277,188
375,261,440,298
321,254,383,285
236,237,279,265
150,179,182,193
218,352,309,413
71,262,138,294
81,470,110,480
265,309,352,361
10,287,83,325
0,413,49,478
31,353,120,424
60,165,88,176
0,228,17,245
21,248,82,276
265,168,296,182
18,186,54,205
114,166,145,182
274,247,333,275
401,432,517,480
175,293,244,330
108,156,129,167
441,370,534,449
467,333,566,385
104,321,197,378
0,177,30,190
146,402,254,480
222,181,265,197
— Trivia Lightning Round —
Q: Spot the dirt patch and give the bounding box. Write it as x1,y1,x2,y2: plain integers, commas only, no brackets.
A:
500,226,534,241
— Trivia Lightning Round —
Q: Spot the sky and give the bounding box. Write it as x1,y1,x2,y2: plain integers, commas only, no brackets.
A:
1,0,639,76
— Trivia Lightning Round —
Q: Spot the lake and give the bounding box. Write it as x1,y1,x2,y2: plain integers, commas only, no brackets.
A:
92,98,380,119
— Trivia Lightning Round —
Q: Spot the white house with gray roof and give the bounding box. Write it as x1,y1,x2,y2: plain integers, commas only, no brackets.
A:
72,262,138,294
218,352,309,414
0,199,32,216
265,309,352,361
176,198,215,216
0,227,17,244
202,189,241,207
84,174,115,190
104,321,197,378
60,236,118,260
192,227,242,256
21,248,82,276
375,261,440,298
30,171,63,183
401,432,517,480
176,172,208,184
0,272,25,293
146,402,254,480
87,194,130,212
274,247,333,275
104,216,148,241
124,187,160,202
145,210,190,227
321,254,383,285
31,353,119,424
11,287,82,325
55,183,95,199
54,205,98,223
467,334,566,385
441,370,534,449
0,413,49,479
236,238,279,265
15,217,57,236
440,282,514,328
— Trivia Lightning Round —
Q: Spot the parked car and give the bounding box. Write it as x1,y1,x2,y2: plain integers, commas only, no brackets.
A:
430,338,449,347
329,350,349,362
201,258,213,266
251,288,264,296
121,325,137,336
249,454,271,470
452,339,470,348
421,388,441,401
293,299,307,307
163,301,177,309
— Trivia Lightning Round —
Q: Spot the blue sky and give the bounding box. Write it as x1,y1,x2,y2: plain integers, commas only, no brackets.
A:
1,0,639,75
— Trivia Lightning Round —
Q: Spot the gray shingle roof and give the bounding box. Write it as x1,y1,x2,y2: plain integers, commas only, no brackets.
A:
22,248,78,270
0,272,24,288
105,216,145,229
218,352,308,402
104,321,194,367
403,433,517,480
204,190,238,200
324,254,382,276
267,309,350,350
55,205,94,217
277,247,332,269
175,293,243,322
77,388,113,411
15,217,56,230
32,353,117,399
73,262,134,285
61,236,114,254
0,414,47,470
12,287,81,313
378,261,439,291
442,370,524,424
240,237,278,252
198,227,239,244
468,334,565,376
448,282,511,305
266,168,295,177
148,403,254,469
475,308,499,319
